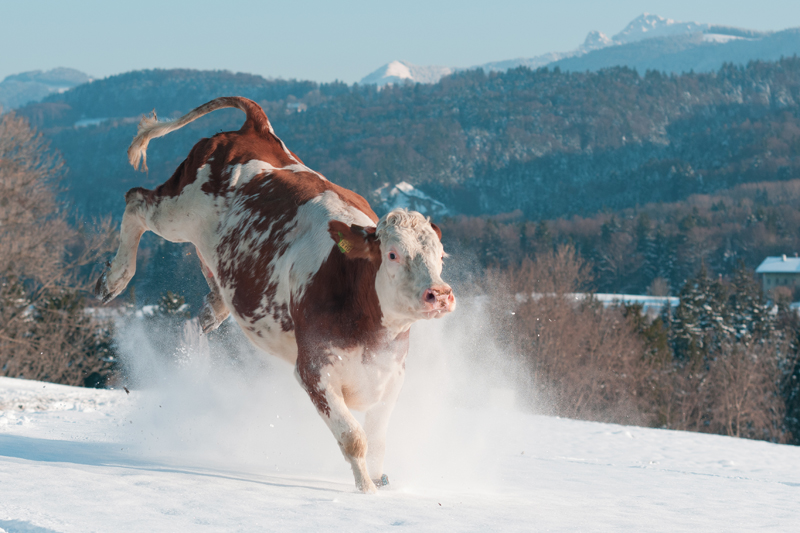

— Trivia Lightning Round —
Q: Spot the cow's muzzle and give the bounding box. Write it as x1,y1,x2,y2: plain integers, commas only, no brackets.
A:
421,285,456,318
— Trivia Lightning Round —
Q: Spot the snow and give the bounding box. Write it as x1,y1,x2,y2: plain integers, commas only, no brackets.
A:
359,61,453,87
756,256,800,274
2,308,800,531
73,118,108,129
703,33,747,44
373,181,449,217
611,13,709,45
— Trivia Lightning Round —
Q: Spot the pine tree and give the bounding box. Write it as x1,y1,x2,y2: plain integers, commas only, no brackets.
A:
670,263,729,364
728,260,773,340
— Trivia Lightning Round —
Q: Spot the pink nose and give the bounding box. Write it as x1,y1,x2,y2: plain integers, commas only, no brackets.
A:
422,285,455,311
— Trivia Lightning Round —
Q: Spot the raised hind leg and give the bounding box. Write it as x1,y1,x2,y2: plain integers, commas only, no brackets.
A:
196,246,230,333
95,188,150,303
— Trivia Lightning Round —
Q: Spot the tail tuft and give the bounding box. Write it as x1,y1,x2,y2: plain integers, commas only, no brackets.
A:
126,97,272,173
127,110,161,172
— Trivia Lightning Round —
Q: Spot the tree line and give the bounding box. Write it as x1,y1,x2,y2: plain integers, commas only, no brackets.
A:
487,246,800,444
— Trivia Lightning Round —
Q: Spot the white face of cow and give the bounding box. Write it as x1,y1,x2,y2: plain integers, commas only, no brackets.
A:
373,209,456,327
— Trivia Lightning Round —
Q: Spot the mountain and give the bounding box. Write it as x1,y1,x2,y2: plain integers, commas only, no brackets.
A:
482,13,782,75
359,60,453,87
612,13,713,45
550,27,800,75
359,14,790,86
0,67,91,109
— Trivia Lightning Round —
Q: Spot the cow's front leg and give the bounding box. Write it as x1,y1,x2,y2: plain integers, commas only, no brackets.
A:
295,362,376,494
365,371,404,487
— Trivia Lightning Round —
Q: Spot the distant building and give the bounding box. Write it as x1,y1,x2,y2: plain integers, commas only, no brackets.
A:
755,255,800,292
285,102,307,113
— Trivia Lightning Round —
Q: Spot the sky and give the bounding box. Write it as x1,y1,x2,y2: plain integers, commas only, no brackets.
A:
3,0,800,84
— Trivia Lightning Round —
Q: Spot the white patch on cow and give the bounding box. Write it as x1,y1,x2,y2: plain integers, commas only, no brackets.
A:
146,164,222,245
226,160,274,187
278,138,299,163
225,160,327,187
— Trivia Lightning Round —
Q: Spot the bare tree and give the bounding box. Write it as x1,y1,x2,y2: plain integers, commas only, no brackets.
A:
489,245,653,425
0,111,116,386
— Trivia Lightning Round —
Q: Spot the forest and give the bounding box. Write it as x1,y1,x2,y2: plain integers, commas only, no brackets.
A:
16,58,800,222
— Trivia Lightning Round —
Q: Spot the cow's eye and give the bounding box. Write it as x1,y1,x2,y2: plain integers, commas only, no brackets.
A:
389,252,398,261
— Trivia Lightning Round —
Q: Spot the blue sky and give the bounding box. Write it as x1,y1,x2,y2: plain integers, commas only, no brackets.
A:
3,0,800,84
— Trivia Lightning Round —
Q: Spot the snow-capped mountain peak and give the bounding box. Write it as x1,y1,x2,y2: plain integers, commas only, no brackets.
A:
359,60,453,87
360,14,787,86
612,13,708,45
379,60,413,81
582,30,613,51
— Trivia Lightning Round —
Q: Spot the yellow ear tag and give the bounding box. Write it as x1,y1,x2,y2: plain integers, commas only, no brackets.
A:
337,232,353,254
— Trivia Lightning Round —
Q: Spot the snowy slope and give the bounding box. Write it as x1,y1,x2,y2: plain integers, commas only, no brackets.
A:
1,311,800,531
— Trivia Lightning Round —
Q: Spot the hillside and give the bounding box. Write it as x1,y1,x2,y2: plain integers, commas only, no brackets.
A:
16,59,800,221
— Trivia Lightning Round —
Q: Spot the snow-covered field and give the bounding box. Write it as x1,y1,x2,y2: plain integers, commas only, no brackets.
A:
2,313,799,532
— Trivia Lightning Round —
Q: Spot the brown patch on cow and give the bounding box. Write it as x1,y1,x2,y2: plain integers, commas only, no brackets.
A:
296,357,331,417
295,248,384,350
293,244,390,416
342,429,367,459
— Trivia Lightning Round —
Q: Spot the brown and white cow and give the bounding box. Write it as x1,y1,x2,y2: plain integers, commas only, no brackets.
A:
96,96,456,493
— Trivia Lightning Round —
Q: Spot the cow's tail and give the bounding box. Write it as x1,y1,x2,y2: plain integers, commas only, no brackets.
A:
127,96,272,172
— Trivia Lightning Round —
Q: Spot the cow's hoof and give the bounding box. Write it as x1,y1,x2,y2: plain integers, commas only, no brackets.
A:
372,474,390,488
94,262,118,304
198,303,220,334
198,297,229,334
356,478,378,494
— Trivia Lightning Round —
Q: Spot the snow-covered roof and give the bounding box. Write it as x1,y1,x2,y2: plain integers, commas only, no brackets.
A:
755,256,800,274
373,181,449,217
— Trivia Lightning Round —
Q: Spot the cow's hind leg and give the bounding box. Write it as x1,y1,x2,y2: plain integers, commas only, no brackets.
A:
95,188,151,303
196,247,230,334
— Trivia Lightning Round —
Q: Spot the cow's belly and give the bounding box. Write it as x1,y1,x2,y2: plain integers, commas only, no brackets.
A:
231,312,299,365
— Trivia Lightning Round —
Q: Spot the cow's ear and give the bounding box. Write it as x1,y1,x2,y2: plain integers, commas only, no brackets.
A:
430,222,442,241
328,220,380,261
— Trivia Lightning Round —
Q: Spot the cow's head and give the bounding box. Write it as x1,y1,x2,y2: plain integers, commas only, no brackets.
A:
329,209,456,329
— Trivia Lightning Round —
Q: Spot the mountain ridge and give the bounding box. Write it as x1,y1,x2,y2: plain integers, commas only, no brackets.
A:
360,13,789,86
0,67,91,110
